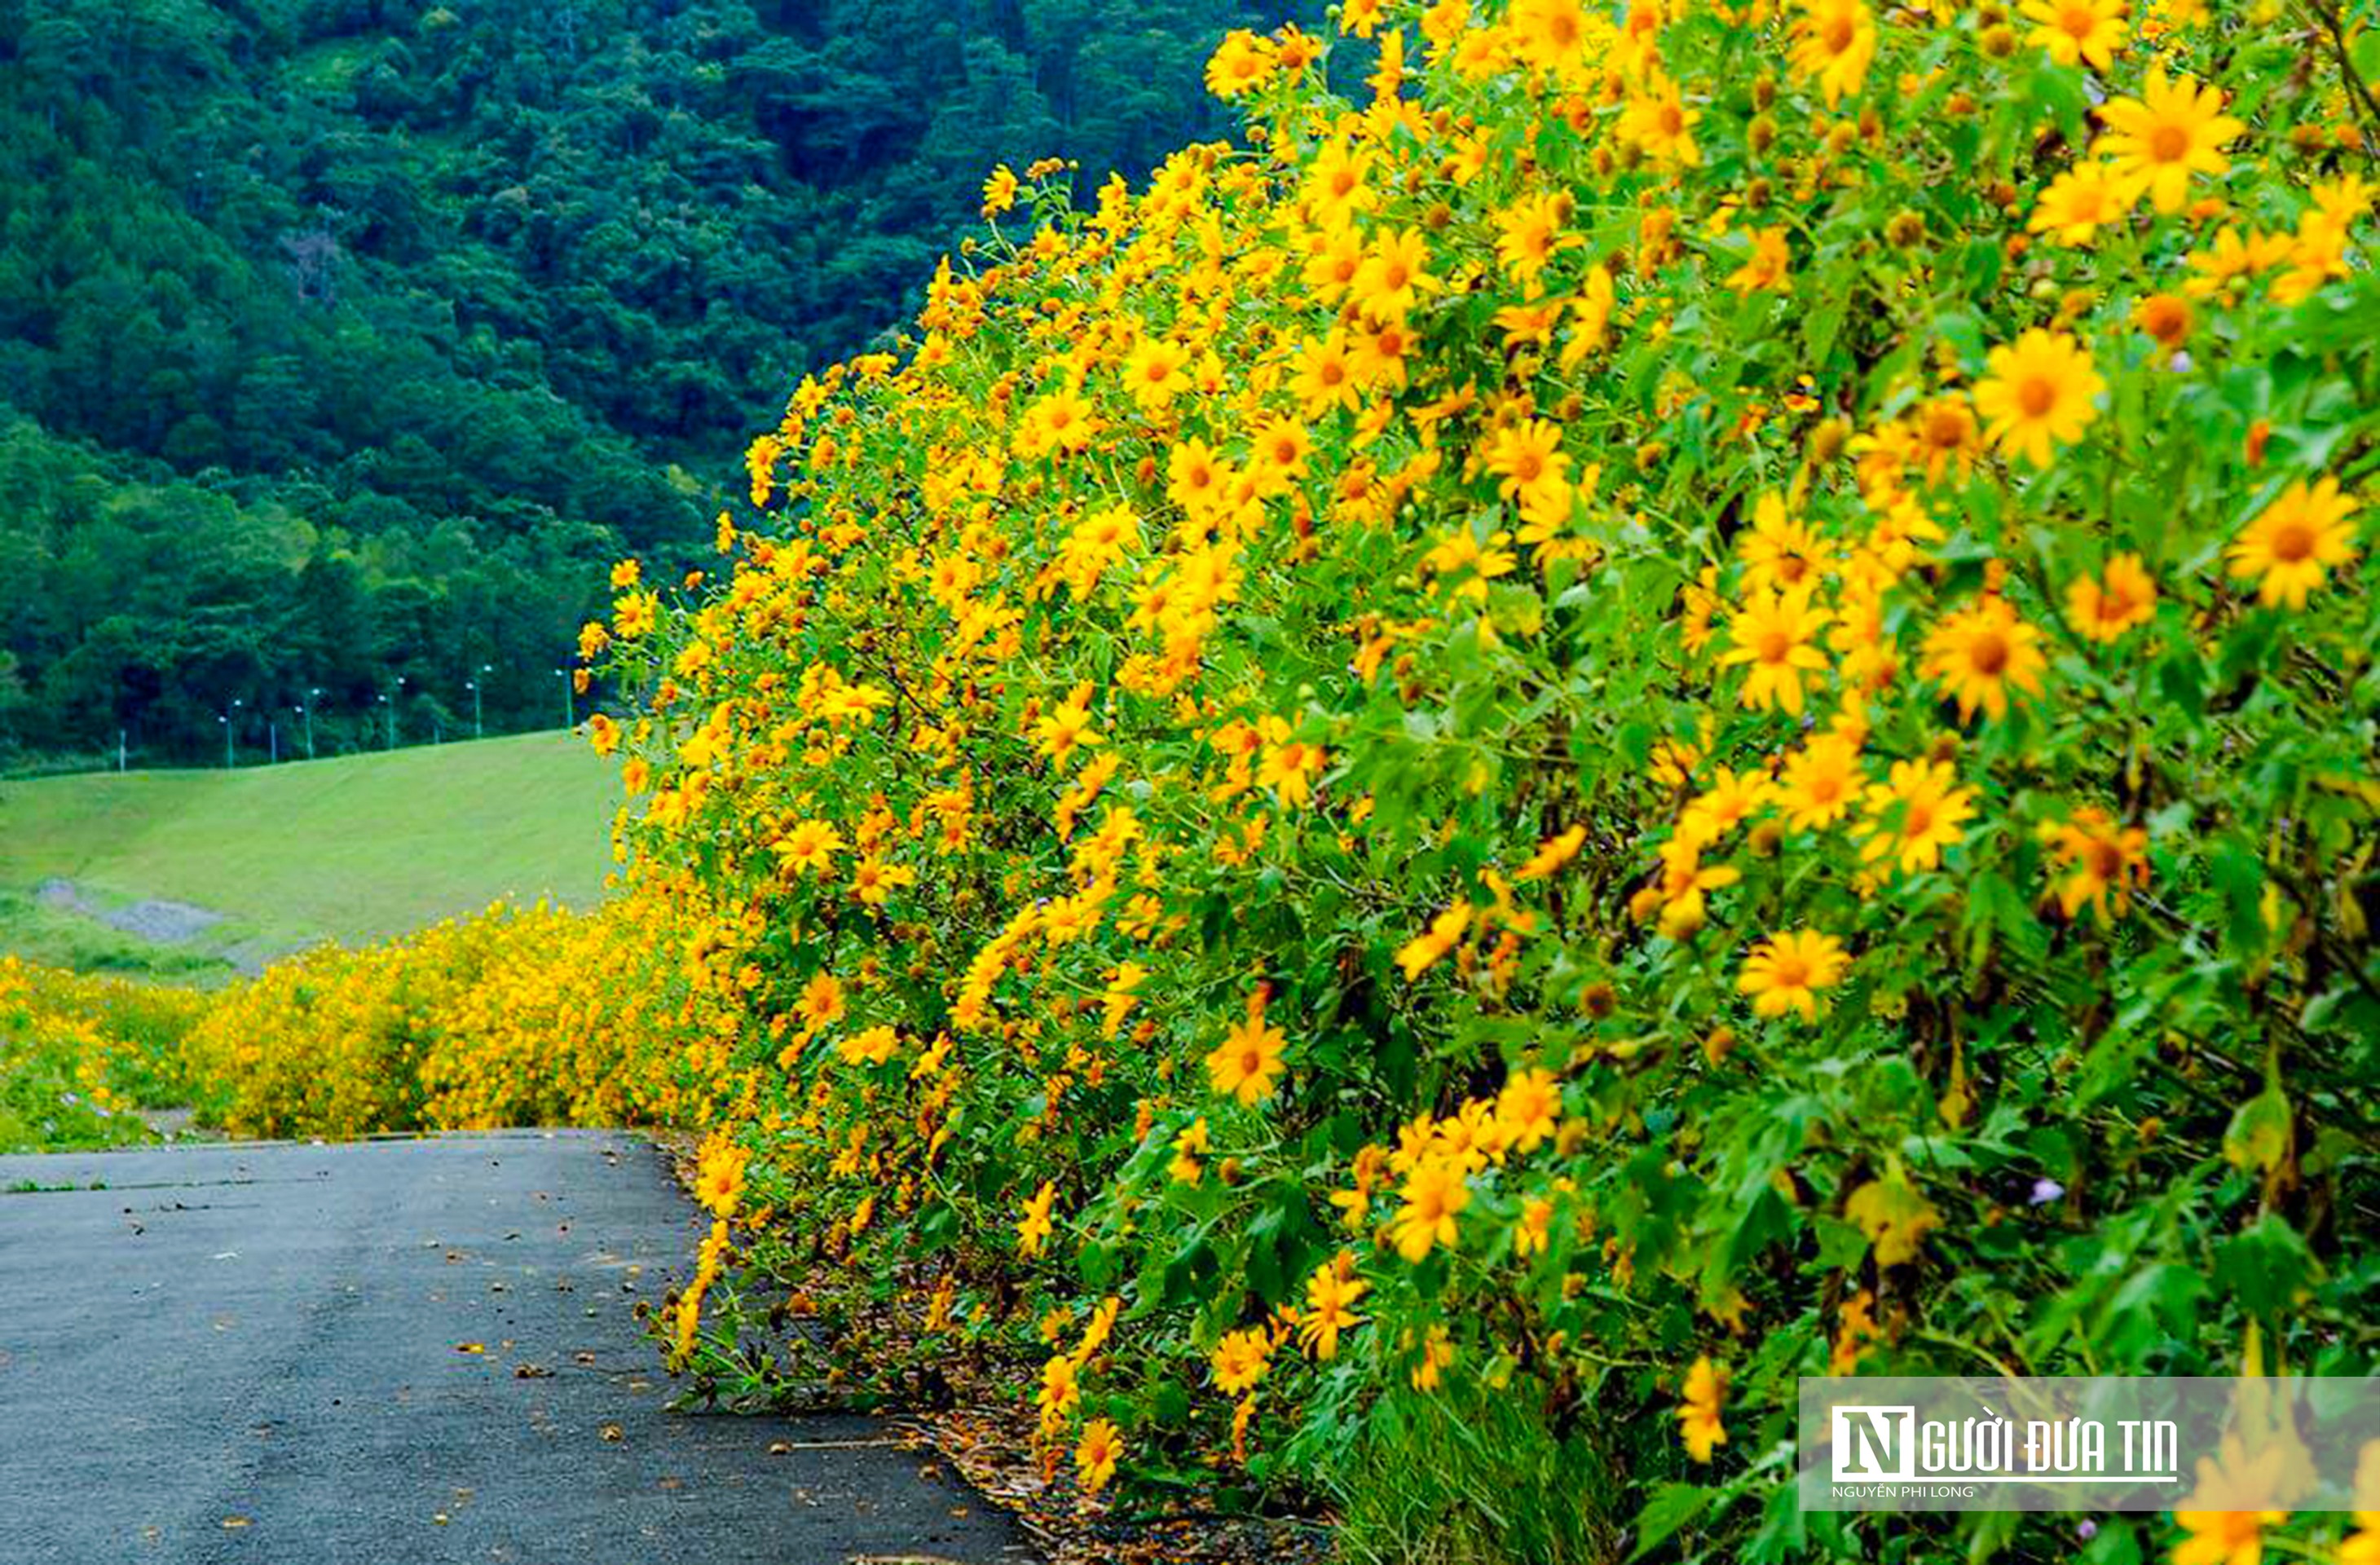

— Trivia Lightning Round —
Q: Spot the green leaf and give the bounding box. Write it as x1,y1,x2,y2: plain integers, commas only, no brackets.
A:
2210,836,2267,954
2217,1214,2310,1314
2221,1082,2292,1175
1629,1481,1712,1561
1804,286,1850,364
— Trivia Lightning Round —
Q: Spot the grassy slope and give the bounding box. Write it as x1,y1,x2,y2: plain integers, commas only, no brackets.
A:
0,732,620,965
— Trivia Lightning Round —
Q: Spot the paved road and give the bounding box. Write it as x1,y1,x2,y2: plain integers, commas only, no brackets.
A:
0,1131,1032,1565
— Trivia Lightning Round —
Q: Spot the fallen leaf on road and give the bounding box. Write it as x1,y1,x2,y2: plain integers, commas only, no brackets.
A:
599,1423,624,1442
513,1364,552,1378
221,1517,249,1530
455,1342,485,1355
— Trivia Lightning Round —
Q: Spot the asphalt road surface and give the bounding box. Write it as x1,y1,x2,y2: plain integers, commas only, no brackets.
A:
0,1131,1032,1565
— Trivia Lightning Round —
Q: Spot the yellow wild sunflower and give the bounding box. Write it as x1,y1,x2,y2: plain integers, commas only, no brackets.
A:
1507,0,1594,74
2094,66,2244,214
1676,1356,1729,1462
1302,140,1376,226
2132,291,2193,349
2027,161,2130,245
1678,765,1776,847
1858,758,1977,875
1493,191,1580,296
1483,417,1574,516
1737,492,1832,593
2065,552,2158,641
1351,227,1439,322
1290,330,1362,417
2225,476,2360,609
1205,995,1288,1104
1737,929,1852,1021
1388,1153,1471,1261
1778,733,1866,830
1210,1327,1273,1395
2039,807,2150,920
1015,1179,1057,1257
1790,0,1876,108
1122,337,1190,411
2019,0,2127,69
1620,73,1702,166
1203,30,1276,99
1910,394,1983,486
1919,596,2048,721
1074,1418,1123,1494
1972,328,2104,467
1717,584,1833,715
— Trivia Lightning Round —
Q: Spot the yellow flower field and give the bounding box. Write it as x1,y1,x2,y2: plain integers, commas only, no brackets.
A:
18,1,2374,1560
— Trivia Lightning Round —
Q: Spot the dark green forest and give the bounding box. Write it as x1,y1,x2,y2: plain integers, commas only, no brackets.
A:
0,0,1301,766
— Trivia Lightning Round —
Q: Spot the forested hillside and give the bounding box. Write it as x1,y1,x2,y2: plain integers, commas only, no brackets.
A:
0,0,1300,765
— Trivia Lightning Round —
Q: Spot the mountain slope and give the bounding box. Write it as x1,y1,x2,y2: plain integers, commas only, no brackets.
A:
0,0,1304,765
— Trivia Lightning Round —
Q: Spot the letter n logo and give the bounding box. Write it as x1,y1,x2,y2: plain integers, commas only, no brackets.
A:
1831,1405,1915,1481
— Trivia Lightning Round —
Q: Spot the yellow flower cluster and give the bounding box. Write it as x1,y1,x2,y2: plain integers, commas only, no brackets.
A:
182,898,690,1140
0,957,208,1149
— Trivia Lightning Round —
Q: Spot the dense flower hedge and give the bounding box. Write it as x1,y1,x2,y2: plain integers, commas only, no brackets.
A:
0,957,206,1150
181,901,684,1140
586,1,2380,1558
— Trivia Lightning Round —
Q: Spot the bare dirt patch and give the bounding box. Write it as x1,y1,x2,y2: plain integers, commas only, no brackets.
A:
35,877,227,945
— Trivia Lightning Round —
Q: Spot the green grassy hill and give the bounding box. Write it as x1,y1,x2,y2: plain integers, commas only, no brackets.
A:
0,732,620,979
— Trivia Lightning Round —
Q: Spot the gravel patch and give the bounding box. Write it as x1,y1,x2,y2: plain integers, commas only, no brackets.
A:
35,877,227,945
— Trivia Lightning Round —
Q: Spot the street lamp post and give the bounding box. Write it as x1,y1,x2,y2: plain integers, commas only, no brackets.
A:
467,662,492,741
553,668,574,730
384,676,408,749
218,699,242,769
304,688,320,760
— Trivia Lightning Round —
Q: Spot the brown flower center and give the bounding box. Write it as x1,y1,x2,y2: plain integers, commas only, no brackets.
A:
2269,520,2316,562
